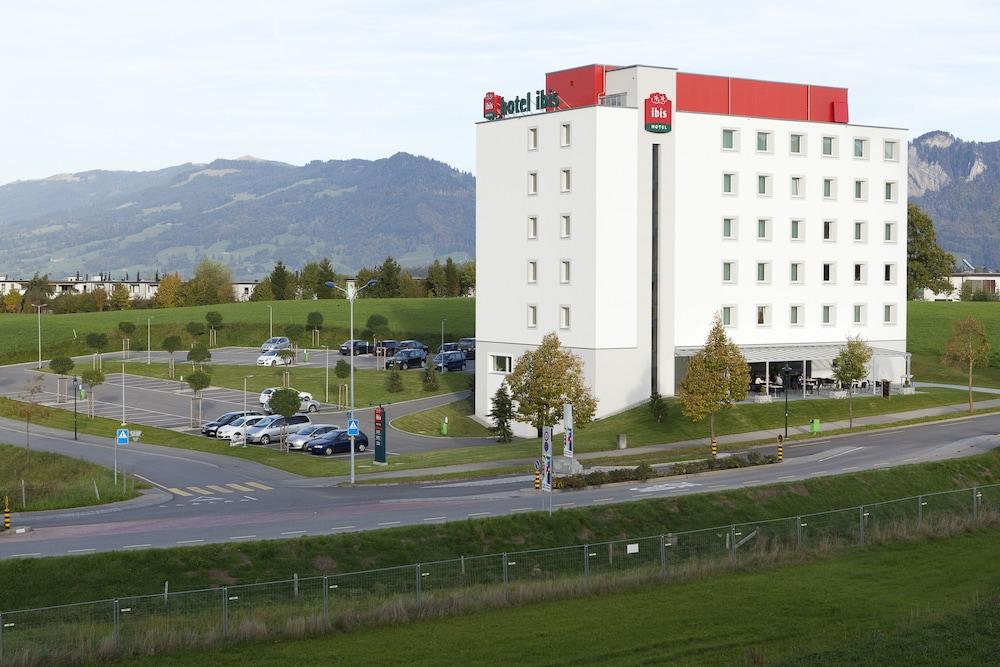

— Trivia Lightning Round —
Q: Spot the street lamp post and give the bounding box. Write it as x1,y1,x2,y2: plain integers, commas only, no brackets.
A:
243,375,254,416
33,304,43,369
324,345,330,403
70,376,79,440
147,317,152,365
267,305,273,339
440,317,446,354
326,278,377,485
781,363,793,439
121,362,127,426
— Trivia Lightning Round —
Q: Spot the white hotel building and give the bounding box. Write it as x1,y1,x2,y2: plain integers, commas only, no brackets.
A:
475,64,909,431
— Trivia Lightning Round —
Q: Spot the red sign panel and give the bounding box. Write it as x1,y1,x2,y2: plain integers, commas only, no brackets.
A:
644,92,672,133
483,92,503,120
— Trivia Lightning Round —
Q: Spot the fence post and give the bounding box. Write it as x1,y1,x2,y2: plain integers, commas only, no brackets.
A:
583,544,589,585
113,598,120,649
796,516,802,548
293,573,299,598
659,535,667,578
501,553,509,599
1,611,5,663
859,506,865,545
973,487,978,521
221,586,228,635
729,525,737,564
415,564,422,609
323,575,329,624
918,495,923,525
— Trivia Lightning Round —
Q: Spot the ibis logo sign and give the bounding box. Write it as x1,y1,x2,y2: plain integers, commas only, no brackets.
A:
644,92,672,133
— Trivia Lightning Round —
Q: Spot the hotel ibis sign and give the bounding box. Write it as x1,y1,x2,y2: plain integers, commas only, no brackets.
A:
644,92,672,133
483,90,560,120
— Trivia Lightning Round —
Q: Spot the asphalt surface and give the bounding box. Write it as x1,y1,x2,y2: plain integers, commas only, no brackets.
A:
1,404,998,559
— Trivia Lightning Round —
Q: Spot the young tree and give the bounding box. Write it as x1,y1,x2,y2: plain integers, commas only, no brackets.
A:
110,284,131,310
187,342,212,371
185,321,206,342
488,385,514,443
444,257,461,297
185,258,235,305
154,272,184,308
277,348,295,366
18,374,46,465
306,311,324,332
268,387,301,451
907,204,955,299
269,261,292,300
364,313,390,341
506,332,598,435
832,334,874,427
335,359,350,378
959,281,975,302
678,314,750,445
92,287,109,312
386,368,404,393
249,277,275,302
162,334,182,379
205,311,223,346
942,316,990,414
185,370,212,426
80,368,105,418
283,323,305,348
85,332,109,369
375,256,402,298
649,391,668,423
422,365,439,391
49,355,75,403
118,321,136,354
3,290,21,313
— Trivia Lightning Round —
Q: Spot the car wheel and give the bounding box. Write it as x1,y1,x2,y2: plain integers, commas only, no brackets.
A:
357,442,368,452
260,434,270,445
324,446,333,456
403,361,410,370
308,404,318,413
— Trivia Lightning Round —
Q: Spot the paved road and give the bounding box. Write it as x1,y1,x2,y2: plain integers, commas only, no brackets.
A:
1,406,997,559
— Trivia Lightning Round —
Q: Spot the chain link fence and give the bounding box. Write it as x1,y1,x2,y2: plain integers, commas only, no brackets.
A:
1,482,998,665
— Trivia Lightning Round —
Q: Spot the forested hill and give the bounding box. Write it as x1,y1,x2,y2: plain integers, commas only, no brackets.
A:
0,153,474,280
909,131,1000,269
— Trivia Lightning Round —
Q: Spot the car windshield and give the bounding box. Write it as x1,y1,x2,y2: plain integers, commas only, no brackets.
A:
299,426,319,435
256,416,279,427
230,417,249,427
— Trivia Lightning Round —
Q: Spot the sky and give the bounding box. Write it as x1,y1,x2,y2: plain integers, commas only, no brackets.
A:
2,0,999,185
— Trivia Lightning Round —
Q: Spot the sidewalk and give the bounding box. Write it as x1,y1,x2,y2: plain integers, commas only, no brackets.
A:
290,393,1000,486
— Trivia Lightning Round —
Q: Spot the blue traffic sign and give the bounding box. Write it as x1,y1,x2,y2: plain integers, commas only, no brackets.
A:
347,418,360,436
116,428,129,446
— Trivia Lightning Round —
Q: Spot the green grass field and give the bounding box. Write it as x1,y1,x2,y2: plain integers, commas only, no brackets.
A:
391,396,490,437
908,300,1000,387
0,297,474,365
0,442,143,511
110,530,1000,666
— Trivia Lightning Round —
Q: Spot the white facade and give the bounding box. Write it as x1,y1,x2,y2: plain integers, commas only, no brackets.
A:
923,273,998,301
475,65,908,429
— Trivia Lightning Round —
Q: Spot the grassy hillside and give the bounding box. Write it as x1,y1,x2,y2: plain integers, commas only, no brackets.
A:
0,297,474,365
908,301,1000,387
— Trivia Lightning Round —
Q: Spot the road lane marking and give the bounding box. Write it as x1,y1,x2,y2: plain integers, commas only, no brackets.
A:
423,516,447,521
553,502,574,508
377,521,401,526
468,511,491,517
818,447,863,462
187,487,213,495
207,485,234,494
592,498,614,503
280,530,306,536
229,535,257,540
331,525,356,531
842,466,858,471
226,483,253,492
122,544,151,549
744,480,762,484
810,471,828,476
245,482,274,491
510,508,533,513
67,548,96,554
243,495,258,501
9,553,41,558
167,487,193,497
777,476,794,480
176,539,204,544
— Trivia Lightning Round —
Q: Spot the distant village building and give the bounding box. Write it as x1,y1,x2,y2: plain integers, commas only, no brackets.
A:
923,273,1000,301
0,275,259,303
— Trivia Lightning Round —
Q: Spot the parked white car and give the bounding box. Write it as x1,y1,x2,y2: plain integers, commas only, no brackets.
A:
256,349,291,367
218,415,267,443
258,388,321,414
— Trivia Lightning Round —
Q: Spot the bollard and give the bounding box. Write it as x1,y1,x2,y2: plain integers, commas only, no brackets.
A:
2,496,9,531
534,471,541,490
777,445,784,463
710,439,718,459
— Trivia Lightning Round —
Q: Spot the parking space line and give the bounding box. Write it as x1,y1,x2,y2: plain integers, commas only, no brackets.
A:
245,482,273,491
226,483,253,492
167,487,192,497
207,485,234,494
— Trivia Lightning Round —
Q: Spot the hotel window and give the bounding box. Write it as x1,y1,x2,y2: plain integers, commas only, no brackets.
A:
853,221,866,242
528,127,538,150
790,133,804,155
756,305,771,326
560,169,571,193
884,222,897,242
884,263,897,283
756,261,771,284
884,140,898,161
722,217,736,240
527,304,537,328
790,219,803,241
790,176,804,198
559,305,571,329
823,263,835,283
757,174,772,196
884,181,898,202
822,304,835,326
884,304,897,325
527,171,537,195
560,260,571,284
527,260,537,284
822,136,837,157
853,138,869,159
560,214,571,238
722,172,737,195
853,304,866,325
527,216,538,239
756,131,772,152
823,220,836,241
854,263,866,284
756,218,771,240
722,261,736,283
722,128,738,150
790,305,803,326
790,262,803,284
722,305,736,327
560,123,571,147
490,355,512,373
823,177,836,199
854,179,868,201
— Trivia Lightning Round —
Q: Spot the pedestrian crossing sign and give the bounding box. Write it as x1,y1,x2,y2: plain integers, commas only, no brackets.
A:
116,428,129,446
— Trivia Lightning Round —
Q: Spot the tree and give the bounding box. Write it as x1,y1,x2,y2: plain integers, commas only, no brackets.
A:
386,368,404,393
959,281,975,302
422,365,439,391
269,261,292,300
3,290,21,313
335,359,350,378
185,370,212,426
85,332,109,369
22,273,54,308
92,287,109,312
649,391,668,423
118,321,136,354
268,388,301,451
444,257,461,297
154,272,184,308
298,262,324,300
459,261,476,296
375,257,402,298
907,204,955,300
49,355,75,403
80,368,105,418
185,258,234,306
187,342,212,370
185,321,206,342
487,386,514,443
315,259,337,299
110,284,131,310
162,335,182,379
364,314,390,341
832,334,874,427
18,374,46,465
283,323,305,346
426,259,446,297
249,278,274,302
205,311,223,329
678,314,749,445
506,332,598,434
942,316,990,415
306,311,324,331
277,348,295,366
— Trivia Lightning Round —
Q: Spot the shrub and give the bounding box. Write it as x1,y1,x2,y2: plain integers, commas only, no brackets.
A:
422,366,439,391
649,392,667,423
335,359,350,379
386,368,403,393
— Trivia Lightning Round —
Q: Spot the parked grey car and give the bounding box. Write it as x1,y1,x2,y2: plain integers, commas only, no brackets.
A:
245,414,312,445
286,424,340,451
260,336,291,353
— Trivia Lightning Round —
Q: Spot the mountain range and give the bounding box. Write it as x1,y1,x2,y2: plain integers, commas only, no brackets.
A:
0,153,474,280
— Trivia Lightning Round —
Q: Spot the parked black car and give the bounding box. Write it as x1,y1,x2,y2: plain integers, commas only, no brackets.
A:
378,340,401,356
433,350,467,372
385,348,426,370
201,410,262,437
306,429,370,456
456,337,476,360
339,339,372,355
399,339,428,352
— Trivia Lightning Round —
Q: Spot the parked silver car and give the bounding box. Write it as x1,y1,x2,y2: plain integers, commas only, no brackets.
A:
286,424,340,451
245,414,312,445
260,336,291,353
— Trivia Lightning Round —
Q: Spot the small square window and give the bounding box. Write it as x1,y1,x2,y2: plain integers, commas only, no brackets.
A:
560,260,571,284
854,263,866,283
790,305,803,326
560,123,571,147
853,304,866,325
527,304,537,328
884,263,896,283
790,176,804,198
491,355,512,373
757,174,772,196
722,217,735,239
527,216,538,239
527,260,537,284
722,129,737,150
722,261,735,283
756,218,770,240
722,305,735,327
884,181,897,202
790,262,803,284
559,305,571,329
853,221,866,242
528,127,538,150
790,219,803,241
823,220,836,241
560,169,571,193
822,136,837,157
790,133,804,155
853,138,868,159
884,141,898,161
722,172,737,195
756,131,771,152
823,178,836,199
756,261,770,284
560,214,571,238
823,263,835,283
756,305,770,326
527,172,537,195
884,304,896,324
854,180,867,201
884,222,897,242
822,304,835,326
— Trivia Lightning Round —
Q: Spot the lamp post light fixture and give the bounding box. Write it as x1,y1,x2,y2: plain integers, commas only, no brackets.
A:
781,363,793,439
70,376,80,441
326,277,378,485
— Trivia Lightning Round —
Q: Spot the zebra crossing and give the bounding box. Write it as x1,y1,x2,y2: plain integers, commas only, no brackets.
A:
166,481,274,497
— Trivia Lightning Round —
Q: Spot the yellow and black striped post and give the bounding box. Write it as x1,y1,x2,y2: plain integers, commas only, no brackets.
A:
534,471,541,490
2,495,9,531
777,445,784,463
710,439,718,459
